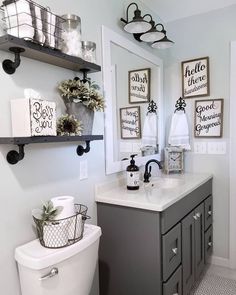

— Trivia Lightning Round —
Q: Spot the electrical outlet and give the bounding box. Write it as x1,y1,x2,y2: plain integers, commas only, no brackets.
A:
79,160,88,180
194,142,207,154
208,142,226,154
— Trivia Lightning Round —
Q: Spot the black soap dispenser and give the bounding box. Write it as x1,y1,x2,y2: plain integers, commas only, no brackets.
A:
126,154,140,190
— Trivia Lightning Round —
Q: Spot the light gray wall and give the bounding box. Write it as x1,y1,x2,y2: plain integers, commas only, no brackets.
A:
0,1,163,295
163,5,236,260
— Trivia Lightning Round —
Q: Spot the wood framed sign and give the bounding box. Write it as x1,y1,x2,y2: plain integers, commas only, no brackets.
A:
194,99,223,137
120,106,141,139
129,68,150,103
182,56,209,98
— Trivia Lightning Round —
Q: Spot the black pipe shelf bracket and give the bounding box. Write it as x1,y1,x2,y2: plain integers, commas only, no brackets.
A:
77,141,90,156
0,135,103,164
6,144,25,164
2,46,25,74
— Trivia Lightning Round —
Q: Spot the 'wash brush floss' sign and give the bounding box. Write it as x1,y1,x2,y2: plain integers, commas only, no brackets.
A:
194,99,223,137
182,57,210,98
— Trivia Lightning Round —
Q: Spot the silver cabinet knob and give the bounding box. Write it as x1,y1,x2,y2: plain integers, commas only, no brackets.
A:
39,267,58,281
208,242,212,247
196,212,201,218
193,214,198,220
208,210,212,216
172,247,178,255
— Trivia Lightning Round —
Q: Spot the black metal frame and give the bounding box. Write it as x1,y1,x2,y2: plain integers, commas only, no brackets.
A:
147,100,157,115
174,97,186,113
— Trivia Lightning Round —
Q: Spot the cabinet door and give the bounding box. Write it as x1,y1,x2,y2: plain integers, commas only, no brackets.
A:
162,223,182,281
205,225,213,263
182,211,195,295
204,195,213,231
194,203,205,280
163,266,182,295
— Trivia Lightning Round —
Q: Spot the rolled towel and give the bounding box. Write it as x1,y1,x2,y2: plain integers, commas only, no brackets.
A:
141,112,157,147
168,110,191,150
4,0,34,39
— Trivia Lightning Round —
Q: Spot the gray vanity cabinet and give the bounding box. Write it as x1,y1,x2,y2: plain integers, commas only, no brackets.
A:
97,178,212,295
182,203,205,295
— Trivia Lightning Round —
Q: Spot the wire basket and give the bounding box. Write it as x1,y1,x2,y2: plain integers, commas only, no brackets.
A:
1,0,64,49
33,204,90,249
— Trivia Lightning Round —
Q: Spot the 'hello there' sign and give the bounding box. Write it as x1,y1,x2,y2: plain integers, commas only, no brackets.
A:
182,57,209,98
129,68,150,103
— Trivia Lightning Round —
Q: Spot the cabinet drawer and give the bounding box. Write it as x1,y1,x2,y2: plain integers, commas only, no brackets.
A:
205,225,213,263
163,265,182,295
204,195,213,231
162,223,181,281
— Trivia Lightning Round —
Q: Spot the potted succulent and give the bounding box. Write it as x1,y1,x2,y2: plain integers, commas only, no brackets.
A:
32,201,69,248
58,77,105,134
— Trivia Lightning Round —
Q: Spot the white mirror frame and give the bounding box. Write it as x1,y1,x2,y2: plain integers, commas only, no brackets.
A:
102,26,164,174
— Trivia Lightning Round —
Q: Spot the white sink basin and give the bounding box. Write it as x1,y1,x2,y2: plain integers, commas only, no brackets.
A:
144,177,185,190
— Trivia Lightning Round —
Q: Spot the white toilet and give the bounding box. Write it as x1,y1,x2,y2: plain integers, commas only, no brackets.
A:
15,224,101,295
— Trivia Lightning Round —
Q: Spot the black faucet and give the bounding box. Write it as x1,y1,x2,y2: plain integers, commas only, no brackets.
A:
143,159,162,183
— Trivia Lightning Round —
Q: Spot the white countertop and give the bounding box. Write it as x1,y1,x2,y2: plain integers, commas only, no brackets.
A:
95,173,213,212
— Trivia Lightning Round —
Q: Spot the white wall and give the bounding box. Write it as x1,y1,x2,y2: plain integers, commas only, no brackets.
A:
0,1,163,294
163,5,236,261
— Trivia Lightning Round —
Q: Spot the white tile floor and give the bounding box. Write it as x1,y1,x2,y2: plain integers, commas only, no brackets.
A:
206,264,236,280
191,264,236,294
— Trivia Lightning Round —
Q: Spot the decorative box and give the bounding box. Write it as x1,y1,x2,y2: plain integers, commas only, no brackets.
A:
11,98,57,137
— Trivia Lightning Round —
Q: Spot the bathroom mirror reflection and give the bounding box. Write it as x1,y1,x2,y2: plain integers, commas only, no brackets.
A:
102,26,164,174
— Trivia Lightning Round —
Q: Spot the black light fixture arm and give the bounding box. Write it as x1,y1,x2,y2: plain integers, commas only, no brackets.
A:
77,141,90,156
155,23,165,32
143,13,153,22
121,2,138,23
7,144,25,165
2,47,25,74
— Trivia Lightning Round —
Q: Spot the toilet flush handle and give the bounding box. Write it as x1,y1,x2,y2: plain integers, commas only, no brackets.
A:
39,267,59,281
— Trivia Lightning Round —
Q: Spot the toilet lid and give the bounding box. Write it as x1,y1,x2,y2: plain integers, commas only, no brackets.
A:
15,224,101,270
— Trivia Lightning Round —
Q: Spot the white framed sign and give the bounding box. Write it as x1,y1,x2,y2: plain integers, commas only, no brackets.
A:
194,99,223,137
120,106,141,139
182,56,209,98
11,98,57,137
129,68,150,103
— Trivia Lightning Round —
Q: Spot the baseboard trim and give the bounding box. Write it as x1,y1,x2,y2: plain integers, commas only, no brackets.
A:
210,255,230,268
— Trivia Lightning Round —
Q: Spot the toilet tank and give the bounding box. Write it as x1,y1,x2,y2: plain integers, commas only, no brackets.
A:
15,224,101,295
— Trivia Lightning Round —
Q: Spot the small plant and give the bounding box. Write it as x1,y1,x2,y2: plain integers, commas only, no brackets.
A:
32,201,63,224
58,77,105,112
57,114,83,136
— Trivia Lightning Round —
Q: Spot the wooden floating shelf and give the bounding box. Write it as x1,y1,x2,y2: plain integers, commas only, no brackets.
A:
0,135,103,164
0,34,101,72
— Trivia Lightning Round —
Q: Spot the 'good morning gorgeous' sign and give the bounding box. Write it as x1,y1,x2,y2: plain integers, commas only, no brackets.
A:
120,106,141,139
182,57,209,98
194,99,223,137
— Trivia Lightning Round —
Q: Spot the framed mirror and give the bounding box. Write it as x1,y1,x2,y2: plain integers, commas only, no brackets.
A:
102,26,164,174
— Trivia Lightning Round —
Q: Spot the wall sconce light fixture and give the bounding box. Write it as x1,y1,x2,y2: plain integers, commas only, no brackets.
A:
121,2,174,49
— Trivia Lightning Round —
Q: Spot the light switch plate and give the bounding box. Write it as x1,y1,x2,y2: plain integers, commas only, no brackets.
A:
194,142,207,154
208,142,226,154
80,160,88,180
